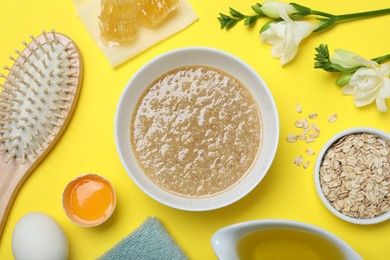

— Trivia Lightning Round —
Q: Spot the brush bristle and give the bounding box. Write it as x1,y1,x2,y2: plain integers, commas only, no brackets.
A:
0,29,80,163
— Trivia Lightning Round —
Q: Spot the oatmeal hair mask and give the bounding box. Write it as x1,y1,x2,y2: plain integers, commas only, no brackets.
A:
115,47,279,211
131,65,262,198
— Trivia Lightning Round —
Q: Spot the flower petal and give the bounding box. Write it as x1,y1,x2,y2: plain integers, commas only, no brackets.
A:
291,21,318,44
279,23,297,65
377,63,390,77
349,67,381,93
355,84,378,101
261,22,286,59
342,85,356,95
260,16,317,66
379,78,390,98
376,98,388,112
354,92,376,107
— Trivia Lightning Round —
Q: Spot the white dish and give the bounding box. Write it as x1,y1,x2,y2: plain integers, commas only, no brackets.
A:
114,47,279,211
314,127,390,224
211,219,362,260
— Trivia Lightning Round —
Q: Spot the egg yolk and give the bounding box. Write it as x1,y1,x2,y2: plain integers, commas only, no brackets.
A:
64,175,115,226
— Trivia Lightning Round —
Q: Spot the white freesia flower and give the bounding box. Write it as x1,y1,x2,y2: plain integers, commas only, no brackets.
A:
331,49,377,69
260,1,297,18
260,5,318,66
342,64,390,112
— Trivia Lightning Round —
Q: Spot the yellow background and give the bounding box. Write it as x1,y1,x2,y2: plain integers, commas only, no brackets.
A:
1,0,390,259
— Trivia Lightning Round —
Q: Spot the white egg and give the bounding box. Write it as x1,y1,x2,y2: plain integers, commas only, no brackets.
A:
12,212,69,260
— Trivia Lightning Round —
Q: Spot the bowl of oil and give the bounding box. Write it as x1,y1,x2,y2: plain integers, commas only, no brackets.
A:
211,219,362,260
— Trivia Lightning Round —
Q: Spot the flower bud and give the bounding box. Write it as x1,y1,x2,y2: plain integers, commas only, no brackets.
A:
335,73,352,86
260,1,297,18
331,49,377,69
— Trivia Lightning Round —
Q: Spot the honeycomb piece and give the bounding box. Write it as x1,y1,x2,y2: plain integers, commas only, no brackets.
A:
99,0,138,44
137,0,180,27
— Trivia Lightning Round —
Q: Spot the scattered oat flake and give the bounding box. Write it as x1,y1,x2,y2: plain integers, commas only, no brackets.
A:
298,134,306,140
311,124,320,133
286,134,297,143
306,149,315,155
306,137,315,143
295,120,304,128
294,156,304,166
328,114,338,123
296,104,302,113
309,132,319,139
303,161,310,169
302,118,309,128
308,113,317,119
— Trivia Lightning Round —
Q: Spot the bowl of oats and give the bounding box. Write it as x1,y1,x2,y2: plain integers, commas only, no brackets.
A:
115,47,279,211
314,127,390,224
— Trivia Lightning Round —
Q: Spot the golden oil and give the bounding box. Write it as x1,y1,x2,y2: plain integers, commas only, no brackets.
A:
237,228,345,260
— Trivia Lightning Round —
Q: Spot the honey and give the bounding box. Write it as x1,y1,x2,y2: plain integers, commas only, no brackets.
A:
99,0,138,44
98,0,180,45
137,0,180,27
63,174,116,227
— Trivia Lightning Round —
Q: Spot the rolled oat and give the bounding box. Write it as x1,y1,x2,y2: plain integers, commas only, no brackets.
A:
319,133,390,219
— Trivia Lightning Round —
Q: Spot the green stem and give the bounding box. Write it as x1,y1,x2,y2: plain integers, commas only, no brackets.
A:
373,54,390,64
335,8,390,22
311,7,390,32
310,10,335,19
311,7,390,23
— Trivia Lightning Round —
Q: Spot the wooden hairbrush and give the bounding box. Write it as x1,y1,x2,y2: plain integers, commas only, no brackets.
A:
0,30,83,237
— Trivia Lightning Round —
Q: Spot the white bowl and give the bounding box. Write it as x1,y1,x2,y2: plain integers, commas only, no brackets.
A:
314,127,390,224
211,219,362,260
114,47,279,211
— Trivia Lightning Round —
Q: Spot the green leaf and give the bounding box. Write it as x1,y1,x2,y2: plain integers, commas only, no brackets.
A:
225,19,239,30
229,8,244,18
217,17,227,29
290,3,311,15
218,13,238,30
218,13,231,21
251,3,263,15
314,18,336,32
244,16,258,26
314,44,339,72
259,21,273,34
217,4,269,30
289,13,309,20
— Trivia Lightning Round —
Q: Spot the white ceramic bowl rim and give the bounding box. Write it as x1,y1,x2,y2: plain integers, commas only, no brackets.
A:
314,127,390,224
114,46,279,211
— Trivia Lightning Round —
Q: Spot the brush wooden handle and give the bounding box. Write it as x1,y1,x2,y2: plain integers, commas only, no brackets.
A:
0,134,63,236
0,151,35,236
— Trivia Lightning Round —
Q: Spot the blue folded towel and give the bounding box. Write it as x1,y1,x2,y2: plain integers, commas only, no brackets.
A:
98,217,189,260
